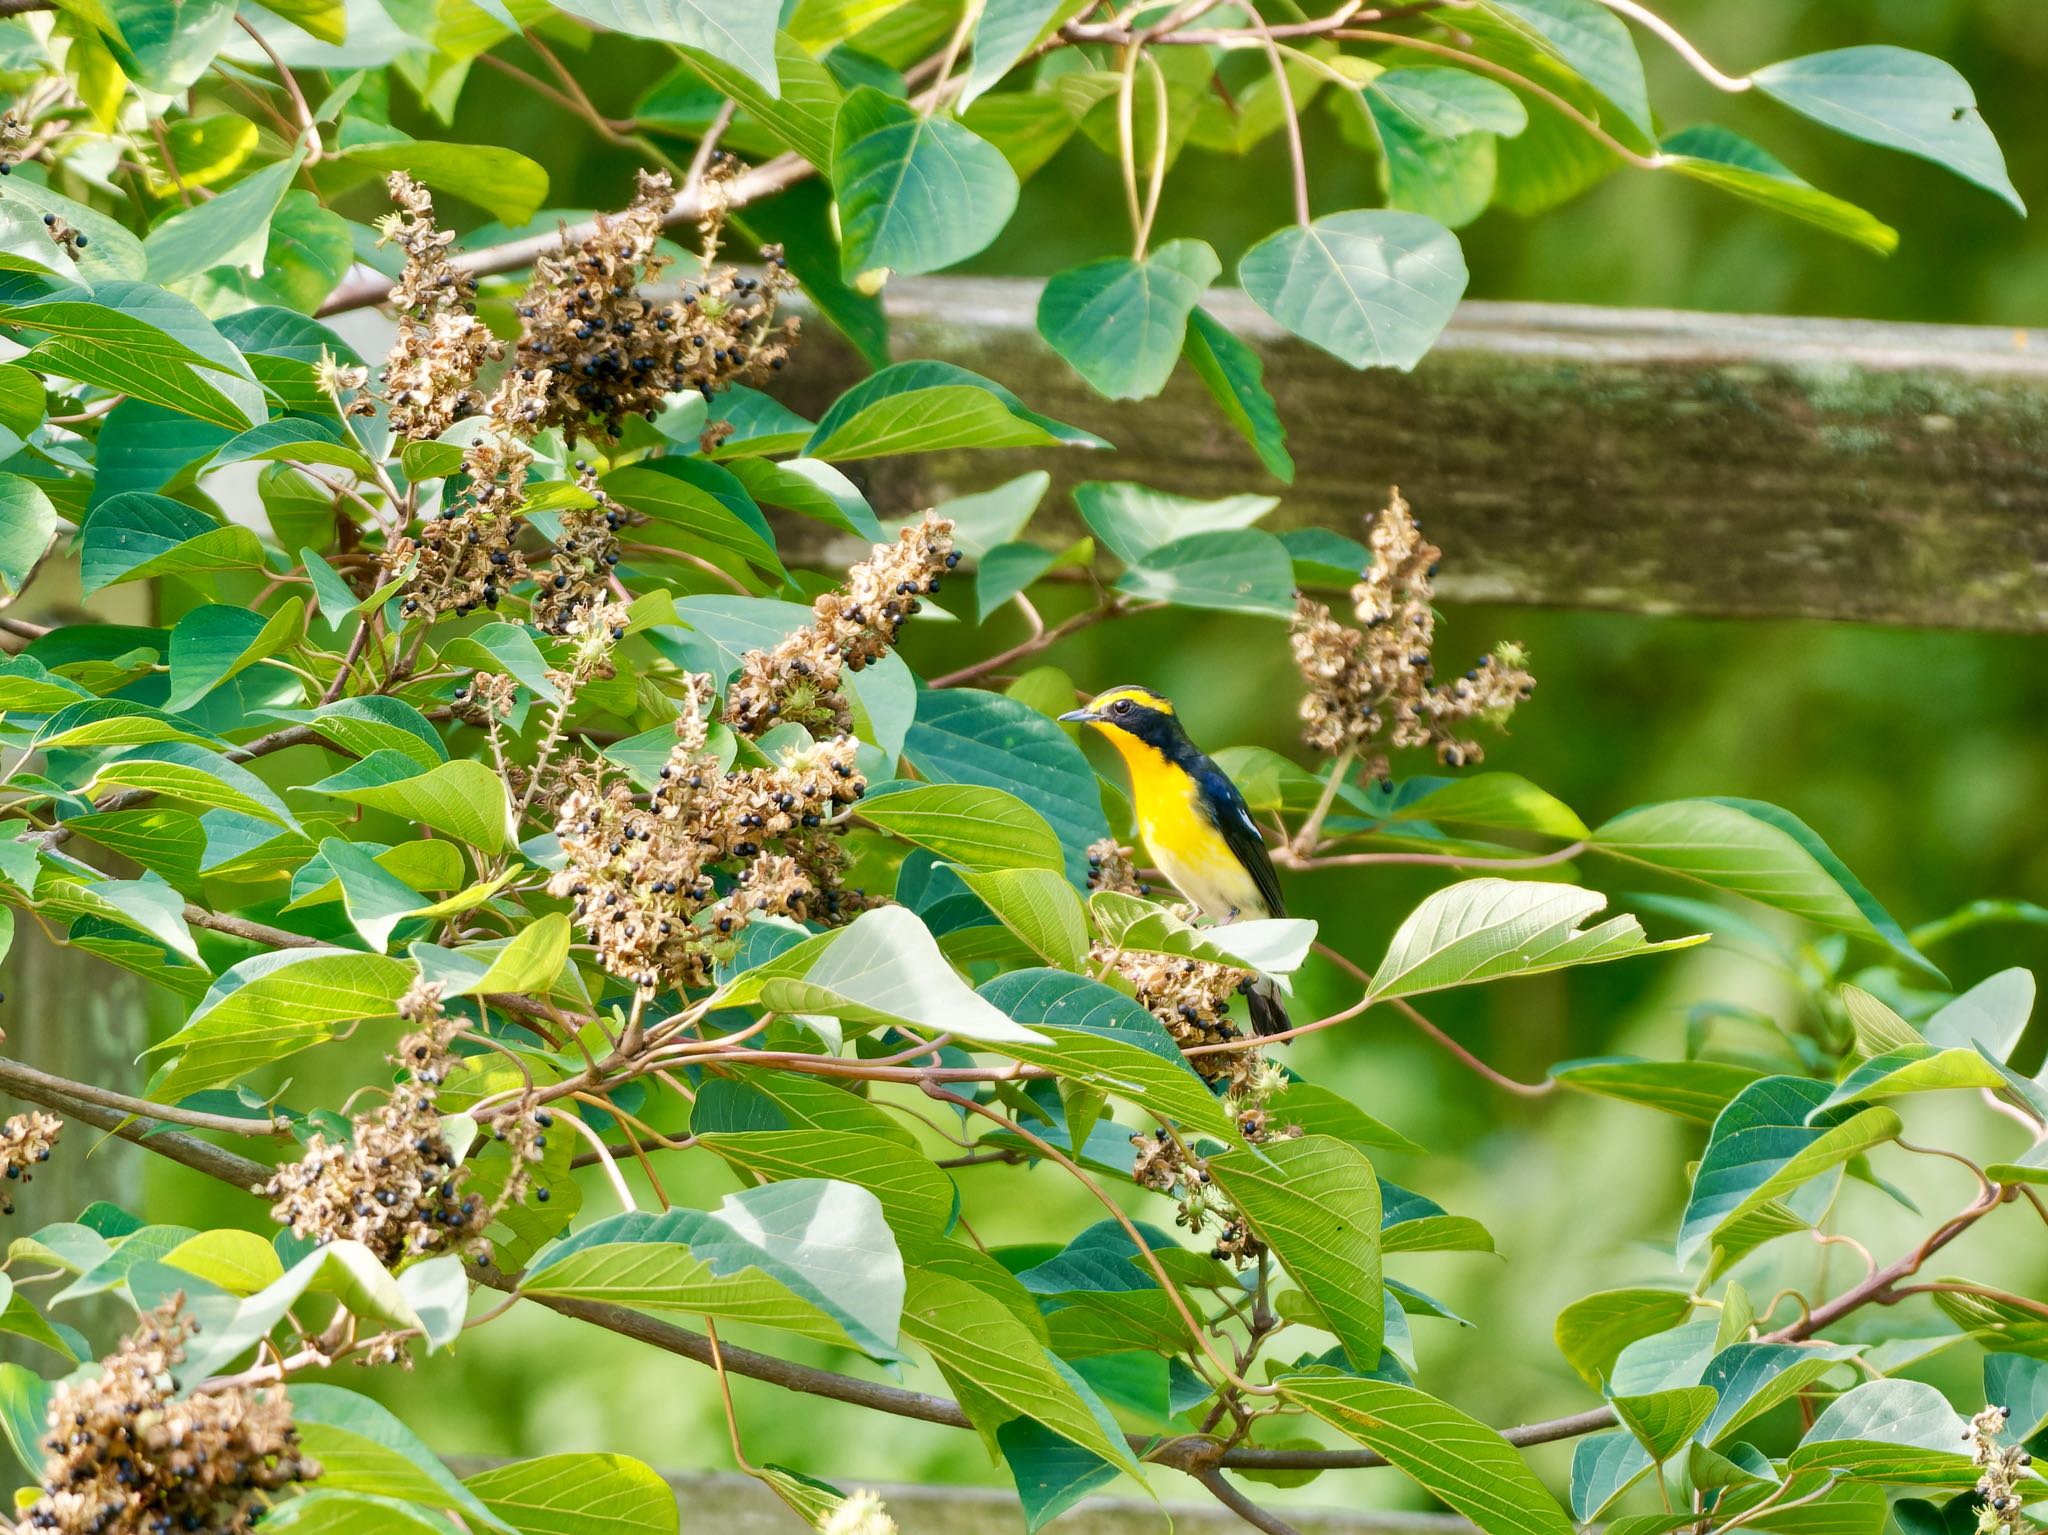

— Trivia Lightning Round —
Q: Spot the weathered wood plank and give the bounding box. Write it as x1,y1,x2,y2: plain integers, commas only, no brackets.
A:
767,283,2048,632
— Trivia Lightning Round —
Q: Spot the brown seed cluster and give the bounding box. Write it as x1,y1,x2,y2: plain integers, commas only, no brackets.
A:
0,1109,60,1214
1084,839,1147,898
1290,489,1534,776
377,173,500,441
1129,1052,1296,1266
510,163,798,443
260,982,540,1267
725,514,958,735
531,467,631,636
1967,1404,2034,1535
1097,946,1258,1089
28,1302,317,1535
549,690,868,993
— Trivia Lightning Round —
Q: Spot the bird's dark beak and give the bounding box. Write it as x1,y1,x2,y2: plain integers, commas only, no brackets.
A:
1058,707,1097,724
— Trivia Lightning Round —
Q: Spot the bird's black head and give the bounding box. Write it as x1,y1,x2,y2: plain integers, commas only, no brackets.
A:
1059,685,1190,756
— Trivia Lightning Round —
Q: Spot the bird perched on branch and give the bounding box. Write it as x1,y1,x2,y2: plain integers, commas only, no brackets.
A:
1061,685,1290,1037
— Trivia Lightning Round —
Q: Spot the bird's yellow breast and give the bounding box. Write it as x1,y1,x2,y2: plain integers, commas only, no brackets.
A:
1105,733,1268,920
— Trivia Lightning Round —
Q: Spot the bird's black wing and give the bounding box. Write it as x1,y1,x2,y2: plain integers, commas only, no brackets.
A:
1193,757,1286,919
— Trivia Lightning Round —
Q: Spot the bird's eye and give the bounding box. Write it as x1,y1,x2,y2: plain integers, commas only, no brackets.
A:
1111,698,1133,716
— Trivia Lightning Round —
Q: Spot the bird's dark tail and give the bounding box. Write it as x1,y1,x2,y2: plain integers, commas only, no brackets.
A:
1248,976,1290,1038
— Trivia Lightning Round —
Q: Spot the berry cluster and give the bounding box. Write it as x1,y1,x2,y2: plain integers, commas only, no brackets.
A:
1095,946,1258,1089
260,982,539,1267
511,164,798,442
725,513,957,735
377,173,500,441
1084,839,1147,898
1290,489,1534,776
28,1303,317,1535
549,689,868,993
0,1109,60,1214
531,467,630,636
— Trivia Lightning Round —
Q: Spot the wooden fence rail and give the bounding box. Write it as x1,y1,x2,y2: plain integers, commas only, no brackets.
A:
771,283,2048,633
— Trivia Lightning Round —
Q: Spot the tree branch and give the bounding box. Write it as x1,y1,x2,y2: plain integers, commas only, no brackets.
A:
1193,1466,1306,1535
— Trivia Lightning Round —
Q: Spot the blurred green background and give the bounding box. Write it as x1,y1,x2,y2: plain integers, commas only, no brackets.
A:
107,0,2048,1519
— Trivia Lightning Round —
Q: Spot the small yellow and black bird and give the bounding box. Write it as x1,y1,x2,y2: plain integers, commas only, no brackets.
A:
1060,684,1290,1036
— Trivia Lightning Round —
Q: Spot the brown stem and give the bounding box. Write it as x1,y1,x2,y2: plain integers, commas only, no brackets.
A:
1275,840,1588,872
1192,1466,1305,1535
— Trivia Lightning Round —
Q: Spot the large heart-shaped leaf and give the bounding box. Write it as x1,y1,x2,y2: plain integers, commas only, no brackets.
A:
1238,210,1466,370
833,87,1019,282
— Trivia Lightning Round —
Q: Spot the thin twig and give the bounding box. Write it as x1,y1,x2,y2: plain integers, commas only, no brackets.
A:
1592,0,1751,92
1192,1466,1306,1535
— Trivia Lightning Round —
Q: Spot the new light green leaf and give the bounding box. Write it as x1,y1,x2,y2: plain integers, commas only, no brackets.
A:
961,0,1064,108
954,866,1087,969
806,359,1106,460
1661,125,1897,256
1592,797,1940,978
1924,966,2034,1056
91,741,297,828
1210,1135,1382,1369
1238,209,1467,370
859,782,1065,872
833,87,1019,282
1282,1375,1574,1535
0,476,57,595
307,754,514,854
1815,1044,2008,1116
147,948,413,1100
1089,890,1316,975
1368,879,1704,1002
521,1180,905,1359
337,122,549,223
464,1453,679,1535
1613,1385,1719,1461
1753,47,2022,214
1554,1287,1693,1388
289,1385,509,1530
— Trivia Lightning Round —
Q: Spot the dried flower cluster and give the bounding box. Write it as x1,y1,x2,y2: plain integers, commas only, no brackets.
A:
1130,1053,1297,1264
822,1490,898,1535
28,1302,316,1535
512,162,797,442
378,173,500,440
1290,489,1534,775
40,211,86,259
549,686,867,993
531,467,631,636
261,982,541,1266
725,514,957,735
1967,1404,2035,1535
0,1108,60,1214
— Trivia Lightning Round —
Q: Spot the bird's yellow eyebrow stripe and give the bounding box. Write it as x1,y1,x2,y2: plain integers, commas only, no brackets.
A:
1087,686,1173,716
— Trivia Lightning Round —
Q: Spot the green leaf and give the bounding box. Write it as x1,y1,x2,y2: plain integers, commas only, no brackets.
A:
719,905,1049,1044
1555,1288,1693,1389
1262,1079,1420,1154
1090,891,1315,975
0,176,147,283
724,456,884,543
109,0,239,92
1183,306,1293,483
954,867,1087,969
1571,1431,1654,1521
1368,879,1704,1002
832,86,1019,282
275,698,448,770
1841,984,1921,1057
0,475,57,595
1790,1380,1975,1485
290,1385,508,1530
79,493,265,594
260,1492,461,1534
417,916,572,998
806,359,1106,459
961,0,1064,108
976,541,1057,622
1,281,265,427
696,1129,956,1238
1924,966,2034,1056
1660,126,1897,256
143,152,303,285
1550,1057,1764,1124
164,598,301,712
1072,479,1277,566
858,782,1065,872
337,121,548,223
1282,1375,1574,1535
1815,1044,2008,1116
905,687,1109,885
148,948,412,1100
1370,68,1529,137
91,741,297,828
1700,1341,1862,1444
977,969,1236,1138
1752,47,2022,215
1679,1076,1901,1265
1613,1385,1719,1461
603,458,785,578
522,1181,905,1358
464,1454,679,1535
901,1267,1144,1478
1114,528,1297,617
1210,1135,1382,1368
1383,773,1590,839
671,31,837,168
308,754,514,854
1238,210,1467,370
997,1417,1120,1535
1036,240,1219,400
1591,797,1940,979
160,1228,285,1295
1474,0,1652,140
553,0,777,92
1986,1354,2048,1440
